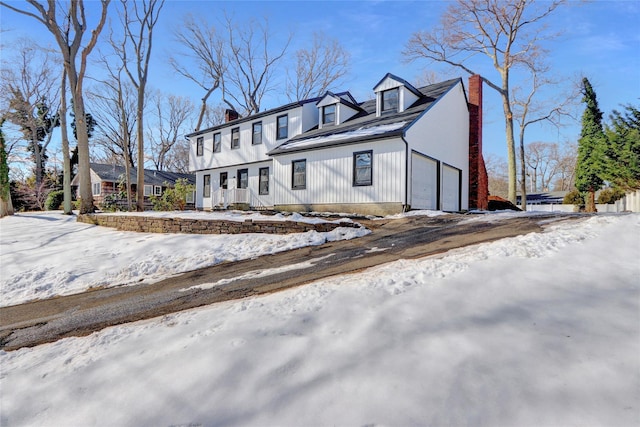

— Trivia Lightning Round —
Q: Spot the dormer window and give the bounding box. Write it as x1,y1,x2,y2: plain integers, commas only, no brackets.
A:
322,105,336,125
381,88,399,113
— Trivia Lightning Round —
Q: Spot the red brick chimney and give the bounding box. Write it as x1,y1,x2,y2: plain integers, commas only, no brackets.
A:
468,75,489,210
225,109,239,122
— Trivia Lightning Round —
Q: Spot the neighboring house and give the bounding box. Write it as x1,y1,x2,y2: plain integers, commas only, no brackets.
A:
187,73,487,216
71,163,196,209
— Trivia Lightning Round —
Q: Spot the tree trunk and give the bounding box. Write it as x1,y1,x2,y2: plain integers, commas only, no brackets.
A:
519,130,527,211
0,121,14,217
501,86,517,204
586,188,597,212
60,69,72,214
136,93,145,212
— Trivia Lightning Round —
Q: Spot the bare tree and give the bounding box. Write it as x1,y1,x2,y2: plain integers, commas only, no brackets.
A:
0,0,111,214
0,119,14,217
170,15,229,131
512,61,574,207
485,153,509,198
404,0,565,204
147,92,194,171
552,142,577,191
111,0,164,211
0,40,60,190
59,68,72,214
286,31,351,101
224,15,291,115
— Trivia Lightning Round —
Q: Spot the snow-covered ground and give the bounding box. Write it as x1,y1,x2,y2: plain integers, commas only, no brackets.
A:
1,212,639,426
0,211,368,306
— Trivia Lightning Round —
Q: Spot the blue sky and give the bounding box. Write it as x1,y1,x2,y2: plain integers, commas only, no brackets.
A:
1,0,639,161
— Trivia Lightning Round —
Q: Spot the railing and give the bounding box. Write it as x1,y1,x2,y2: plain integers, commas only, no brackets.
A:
212,188,269,210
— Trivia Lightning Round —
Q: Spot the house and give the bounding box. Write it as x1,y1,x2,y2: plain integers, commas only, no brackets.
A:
187,73,488,216
71,163,196,209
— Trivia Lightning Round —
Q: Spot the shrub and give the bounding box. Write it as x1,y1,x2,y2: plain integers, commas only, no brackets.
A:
45,190,64,211
151,179,195,211
563,189,584,205
597,187,626,204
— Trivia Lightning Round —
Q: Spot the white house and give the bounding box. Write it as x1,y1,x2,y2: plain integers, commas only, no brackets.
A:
187,73,486,216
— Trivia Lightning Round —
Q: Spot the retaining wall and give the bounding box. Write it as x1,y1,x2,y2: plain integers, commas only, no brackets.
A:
77,213,361,235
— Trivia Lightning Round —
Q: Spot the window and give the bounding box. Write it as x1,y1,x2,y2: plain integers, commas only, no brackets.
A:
231,127,240,149
213,132,221,152
203,174,211,197
220,172,228,189
154,186,162,196
277,114,288,140
92,182,101,196
292,159,306,189
322,105,336,125
354,150,373,186
144,185,153,196
196,136,204,156
381,88,399,113
252,122,262,145
237,168,248,189
259,167,269,195
186,191,195,204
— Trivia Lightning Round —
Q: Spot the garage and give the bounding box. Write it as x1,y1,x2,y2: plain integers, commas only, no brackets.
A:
442,164,461,211
410,152,438,210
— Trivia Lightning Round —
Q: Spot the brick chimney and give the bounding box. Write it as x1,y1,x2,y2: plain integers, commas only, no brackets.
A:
468,75,489,210
225,109,239,122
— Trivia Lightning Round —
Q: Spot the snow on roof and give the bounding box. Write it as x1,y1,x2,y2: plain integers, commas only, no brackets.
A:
272,121,407,152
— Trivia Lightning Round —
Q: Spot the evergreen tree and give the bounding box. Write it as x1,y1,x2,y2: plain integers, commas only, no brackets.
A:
576,78,608,212
0,119,15,217
606,104,640,190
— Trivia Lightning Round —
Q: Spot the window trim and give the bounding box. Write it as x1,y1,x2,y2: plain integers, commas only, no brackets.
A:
196,136,204,156
237,168,249,189
203,174,211,198
322,104,336,125
154,186,162,196
231,127,240,149
292,159,306,190
259,167,269,195
213,132,221,153
277,114,288,140
143,184,153,196
252,121,263,145
381,88,399,114
353,150,373,186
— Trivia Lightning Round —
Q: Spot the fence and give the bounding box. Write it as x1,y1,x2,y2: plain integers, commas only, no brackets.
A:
526,189,640,213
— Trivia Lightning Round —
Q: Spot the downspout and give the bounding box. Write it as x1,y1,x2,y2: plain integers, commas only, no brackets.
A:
401,135,410,212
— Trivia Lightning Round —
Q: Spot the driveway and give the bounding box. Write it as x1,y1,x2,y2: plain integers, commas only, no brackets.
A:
0,213,576,350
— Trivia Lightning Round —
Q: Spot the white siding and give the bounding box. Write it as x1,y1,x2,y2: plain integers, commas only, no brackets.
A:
189,107,305,173
405,81,469,210
272,138,406,207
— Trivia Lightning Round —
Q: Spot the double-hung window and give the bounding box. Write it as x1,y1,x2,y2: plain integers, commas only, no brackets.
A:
252,122,262,145
322,105,336,125
353,150,373,186
144,185,153,196
292,159,306,189
259,167,269,195
381,88,399,114
277,114,288,140
213,132,221,152
196,136,204,156
231,127,240,149
237,168,248,189
92,182,101,196
203,174,211,197
154,186,162,196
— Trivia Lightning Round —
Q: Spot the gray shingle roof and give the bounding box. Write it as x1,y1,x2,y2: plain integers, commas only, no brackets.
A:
90,163,195,186
268,78,463,155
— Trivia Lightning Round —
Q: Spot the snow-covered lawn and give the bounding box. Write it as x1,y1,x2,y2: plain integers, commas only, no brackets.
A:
1,212,639,426
0,211,368,307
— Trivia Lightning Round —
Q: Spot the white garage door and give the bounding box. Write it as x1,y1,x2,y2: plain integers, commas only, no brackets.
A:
442,164,461,211
411,153,438,210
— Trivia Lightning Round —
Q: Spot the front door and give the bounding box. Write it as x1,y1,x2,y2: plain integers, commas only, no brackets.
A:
220,172,228,189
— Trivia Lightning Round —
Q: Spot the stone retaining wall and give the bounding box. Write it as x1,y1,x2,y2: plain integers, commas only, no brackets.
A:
77,213,361,235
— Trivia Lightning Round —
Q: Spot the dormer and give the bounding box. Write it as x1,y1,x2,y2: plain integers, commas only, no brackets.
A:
373,73,422,117
316,91,361,129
